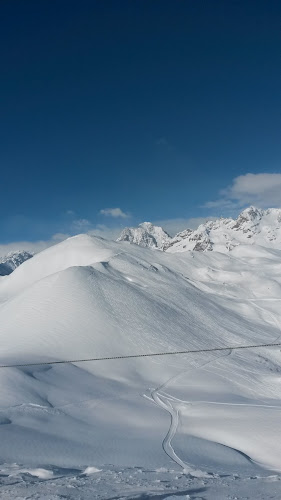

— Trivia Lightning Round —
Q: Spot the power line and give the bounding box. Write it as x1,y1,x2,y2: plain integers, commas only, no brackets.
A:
0,341,281,369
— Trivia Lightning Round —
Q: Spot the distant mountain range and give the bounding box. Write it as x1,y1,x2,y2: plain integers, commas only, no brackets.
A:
0,250,33,276
117,221,171,249
1,207,280,278
117,206,281,253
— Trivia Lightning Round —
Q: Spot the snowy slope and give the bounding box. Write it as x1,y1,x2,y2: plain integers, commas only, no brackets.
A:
0,232,281,495
0,250,33,276
117,207,281,253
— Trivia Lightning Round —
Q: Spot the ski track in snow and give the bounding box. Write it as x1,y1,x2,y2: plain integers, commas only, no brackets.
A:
145,339,281,478
144,351,233,477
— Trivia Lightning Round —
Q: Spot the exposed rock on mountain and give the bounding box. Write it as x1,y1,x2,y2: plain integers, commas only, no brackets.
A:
117,207,281,253
117,222,172,249
0,250,33,276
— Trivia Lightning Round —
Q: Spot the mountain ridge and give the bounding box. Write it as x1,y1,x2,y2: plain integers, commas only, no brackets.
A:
117,206,281,253
0,250,33,276
117,221,171,249
1,225,281,474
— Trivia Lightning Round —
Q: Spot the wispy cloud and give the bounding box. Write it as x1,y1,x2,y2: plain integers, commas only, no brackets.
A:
203,173,281,210
0,233,69,258
0,207,131,256
72,218,91,230
100,208,130,218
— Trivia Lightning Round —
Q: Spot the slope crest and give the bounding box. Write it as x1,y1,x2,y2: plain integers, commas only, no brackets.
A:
0,234,117,298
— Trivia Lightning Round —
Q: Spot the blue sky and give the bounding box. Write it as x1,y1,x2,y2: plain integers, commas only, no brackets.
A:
0,0,280,249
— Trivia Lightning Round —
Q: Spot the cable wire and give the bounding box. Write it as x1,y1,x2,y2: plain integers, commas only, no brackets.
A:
0,341,281,369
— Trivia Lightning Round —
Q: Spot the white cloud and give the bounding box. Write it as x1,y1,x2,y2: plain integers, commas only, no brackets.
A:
100,208,130,218
72,218,91,229
203,199,237,210
0,233,69,258
204,173,281,210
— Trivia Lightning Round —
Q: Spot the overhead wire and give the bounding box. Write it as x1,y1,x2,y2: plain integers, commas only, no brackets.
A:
0,341,281,369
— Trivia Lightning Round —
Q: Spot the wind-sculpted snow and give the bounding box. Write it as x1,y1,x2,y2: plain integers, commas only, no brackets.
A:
0,232,281,498
1,463,281,499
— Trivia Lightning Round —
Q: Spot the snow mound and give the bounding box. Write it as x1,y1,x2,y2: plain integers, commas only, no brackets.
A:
0,234,117,297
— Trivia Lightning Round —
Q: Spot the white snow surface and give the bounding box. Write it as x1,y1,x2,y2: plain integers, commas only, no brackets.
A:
0,230,281,497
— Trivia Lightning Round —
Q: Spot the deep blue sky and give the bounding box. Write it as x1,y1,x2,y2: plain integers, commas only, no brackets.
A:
0,0,280,243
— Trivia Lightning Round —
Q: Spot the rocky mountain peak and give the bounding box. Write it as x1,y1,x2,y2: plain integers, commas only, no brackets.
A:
117,222,171,249
0,250,33,276
117,207,281,254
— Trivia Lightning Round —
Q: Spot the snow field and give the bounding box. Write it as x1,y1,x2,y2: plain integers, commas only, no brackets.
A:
0,233,281,494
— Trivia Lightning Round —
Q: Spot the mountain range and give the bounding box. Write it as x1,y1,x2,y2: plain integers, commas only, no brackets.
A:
0,207,281,493
117,206,281,253
2,207,280,277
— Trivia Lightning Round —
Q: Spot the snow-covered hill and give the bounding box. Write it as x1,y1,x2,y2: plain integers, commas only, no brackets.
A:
0,231,281,497
118,207,281,253
0,250,33,276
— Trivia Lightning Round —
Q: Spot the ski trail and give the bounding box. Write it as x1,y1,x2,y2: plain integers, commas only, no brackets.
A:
151,391,185,469
150,389,209,477
145,350,232,476
146,332,281,476
155,392,281,410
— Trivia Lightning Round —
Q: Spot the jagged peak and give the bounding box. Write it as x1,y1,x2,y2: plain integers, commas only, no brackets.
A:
0,250,34,276
0,249,33,264
117,206,281,254
237,206,263,221
117,222,171,249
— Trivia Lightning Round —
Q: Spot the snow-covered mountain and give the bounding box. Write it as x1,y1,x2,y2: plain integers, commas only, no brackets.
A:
118,207,281,253
117,221,171,249
1,232,281,483
1,218,281,498
167,206,281,253
0,250,33,276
